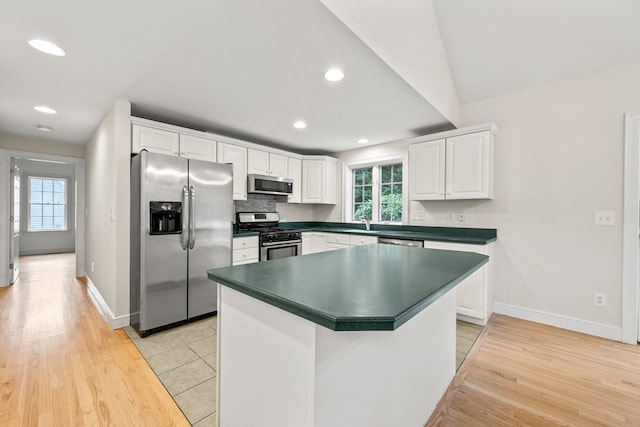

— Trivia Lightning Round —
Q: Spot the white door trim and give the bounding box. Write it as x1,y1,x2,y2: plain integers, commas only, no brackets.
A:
622,110,640,344
0,149,85,282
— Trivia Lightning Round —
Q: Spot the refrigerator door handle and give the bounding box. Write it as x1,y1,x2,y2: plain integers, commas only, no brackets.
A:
189,186,196,249
180,186,189,250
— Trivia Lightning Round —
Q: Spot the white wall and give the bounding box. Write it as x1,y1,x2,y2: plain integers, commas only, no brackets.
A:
84,99,131,324
17,159,76,255
455,60,640,332
317,60,640,336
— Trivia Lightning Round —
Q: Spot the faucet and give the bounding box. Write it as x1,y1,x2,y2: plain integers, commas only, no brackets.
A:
362,218,371,231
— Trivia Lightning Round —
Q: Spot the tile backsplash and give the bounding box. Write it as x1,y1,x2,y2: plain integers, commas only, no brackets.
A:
233,194,315,222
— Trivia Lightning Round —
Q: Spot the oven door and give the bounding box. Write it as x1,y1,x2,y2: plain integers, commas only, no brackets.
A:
260,240,302,261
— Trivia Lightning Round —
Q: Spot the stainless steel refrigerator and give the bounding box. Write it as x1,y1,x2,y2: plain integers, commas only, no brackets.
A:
130,150,233,337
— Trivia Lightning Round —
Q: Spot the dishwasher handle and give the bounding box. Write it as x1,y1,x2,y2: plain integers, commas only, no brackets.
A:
377,237,424,247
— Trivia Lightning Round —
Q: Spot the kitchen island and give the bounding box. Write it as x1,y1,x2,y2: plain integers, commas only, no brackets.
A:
208,244,489,427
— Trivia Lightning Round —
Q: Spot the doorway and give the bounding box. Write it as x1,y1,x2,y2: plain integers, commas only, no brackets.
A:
1,149,85,286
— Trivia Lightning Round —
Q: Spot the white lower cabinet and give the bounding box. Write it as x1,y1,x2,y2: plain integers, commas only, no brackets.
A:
349,235,378,246
233,236,259,265
324,233,350,251
302,232,326,255
423,240,493,325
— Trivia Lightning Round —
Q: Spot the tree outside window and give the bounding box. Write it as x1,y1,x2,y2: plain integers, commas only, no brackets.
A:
352,163,403,223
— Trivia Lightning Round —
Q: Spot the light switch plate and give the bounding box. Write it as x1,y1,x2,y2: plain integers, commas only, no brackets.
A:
594,211,615,226
412,211,425,221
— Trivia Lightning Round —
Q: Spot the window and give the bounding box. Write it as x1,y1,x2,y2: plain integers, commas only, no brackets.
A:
29,177,67,231
346,155,407,224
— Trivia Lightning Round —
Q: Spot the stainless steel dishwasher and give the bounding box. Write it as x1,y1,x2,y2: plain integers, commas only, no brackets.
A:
377,237,424,247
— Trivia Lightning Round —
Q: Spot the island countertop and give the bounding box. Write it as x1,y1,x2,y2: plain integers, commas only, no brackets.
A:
208,244,489,331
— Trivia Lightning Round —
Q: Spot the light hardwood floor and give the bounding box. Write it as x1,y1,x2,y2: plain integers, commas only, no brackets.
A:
0,254,189,427
426,314,640,426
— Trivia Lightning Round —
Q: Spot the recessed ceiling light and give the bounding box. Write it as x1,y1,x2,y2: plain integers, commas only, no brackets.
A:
293,121,307,129
324,68,344,82
28,39,66,56
36,124,53,132
34,105,57,114
358,138,369,144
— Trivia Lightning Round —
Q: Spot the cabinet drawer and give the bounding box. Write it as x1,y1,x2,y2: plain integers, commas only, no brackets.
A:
325,242,349,251
325,233,351,245
233,236,258,250
349,235,378,246
232,247,259,264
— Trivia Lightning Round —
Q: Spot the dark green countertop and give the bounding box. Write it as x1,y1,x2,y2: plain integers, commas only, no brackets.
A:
208,244,489,331
280,221,496,245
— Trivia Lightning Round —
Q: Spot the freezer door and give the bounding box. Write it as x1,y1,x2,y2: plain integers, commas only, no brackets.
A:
187,159,233,318
140,152,189,331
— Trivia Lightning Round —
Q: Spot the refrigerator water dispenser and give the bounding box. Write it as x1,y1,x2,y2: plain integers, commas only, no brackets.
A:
150,201,182,234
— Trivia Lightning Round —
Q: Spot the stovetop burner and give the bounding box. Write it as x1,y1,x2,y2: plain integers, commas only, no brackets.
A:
236,212,302,243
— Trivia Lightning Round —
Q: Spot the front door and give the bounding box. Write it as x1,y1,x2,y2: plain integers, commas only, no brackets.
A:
9,162,20,284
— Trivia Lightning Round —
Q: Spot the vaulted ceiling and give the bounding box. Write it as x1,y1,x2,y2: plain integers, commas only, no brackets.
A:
1,0,638,153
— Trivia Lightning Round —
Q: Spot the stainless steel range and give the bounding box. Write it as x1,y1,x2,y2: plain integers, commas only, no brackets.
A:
236,212,302,261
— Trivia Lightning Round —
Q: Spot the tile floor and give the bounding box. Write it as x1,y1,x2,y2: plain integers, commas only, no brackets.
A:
124,316,218,427
125,316,482,427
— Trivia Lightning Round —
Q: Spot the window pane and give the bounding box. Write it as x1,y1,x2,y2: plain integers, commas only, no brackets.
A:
53,192,65,204
42,179,53,192
364,187,372,201
42,192,53,204
42,217,53,229
53,180,65,192
53,205,65,217
354,186,363,203
363,168,372,185
381,184,391,196
354,169,363,185
392,164,403,182
31,216,42,229
30,204,42,218
53,216,65,229
392,183,402,195
381,166,391,183
31,191,42,203
31,178,42,192
42,205,53,216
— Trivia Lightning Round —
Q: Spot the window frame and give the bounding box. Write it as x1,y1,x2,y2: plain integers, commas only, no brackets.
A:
27,175,68,232
343,154,408,225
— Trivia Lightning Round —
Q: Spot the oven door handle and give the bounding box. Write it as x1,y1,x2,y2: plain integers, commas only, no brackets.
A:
261,239,302,247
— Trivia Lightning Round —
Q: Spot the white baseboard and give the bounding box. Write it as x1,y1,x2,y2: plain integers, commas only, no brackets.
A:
86,275,130,329
493,302,622,342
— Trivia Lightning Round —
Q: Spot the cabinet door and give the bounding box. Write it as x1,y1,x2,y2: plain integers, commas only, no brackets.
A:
302,160,324,203
287,157,302,203
218,142,247,200
132,124,179,156
247,149,270,175
323,158,337,204
409,139,445,200
302,232,326,255
423,240,486,321
269,153,288,177
180,135,216,162
446,131,492,199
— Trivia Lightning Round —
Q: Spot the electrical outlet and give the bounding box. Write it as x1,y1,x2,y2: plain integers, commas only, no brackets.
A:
447,212,455,221
91,262,95,272
458,212,466,222
412,211,425,221
594,211,615,226
594,293,607,307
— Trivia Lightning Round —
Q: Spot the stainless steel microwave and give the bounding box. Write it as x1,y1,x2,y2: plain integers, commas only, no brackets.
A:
247,174,293,196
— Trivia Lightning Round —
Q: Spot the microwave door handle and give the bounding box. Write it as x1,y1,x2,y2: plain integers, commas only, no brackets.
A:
180,186,189,250
189,186,196,249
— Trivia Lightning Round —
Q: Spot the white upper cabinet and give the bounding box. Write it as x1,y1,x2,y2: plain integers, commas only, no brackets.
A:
409,123,497,200
132,124,217,163
218,142,248,200
248,149,289,178
409,139,445,200
132,124,180,156
287,157,302,204
179,134,217,162
302,156,337,204
445,131,492,199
